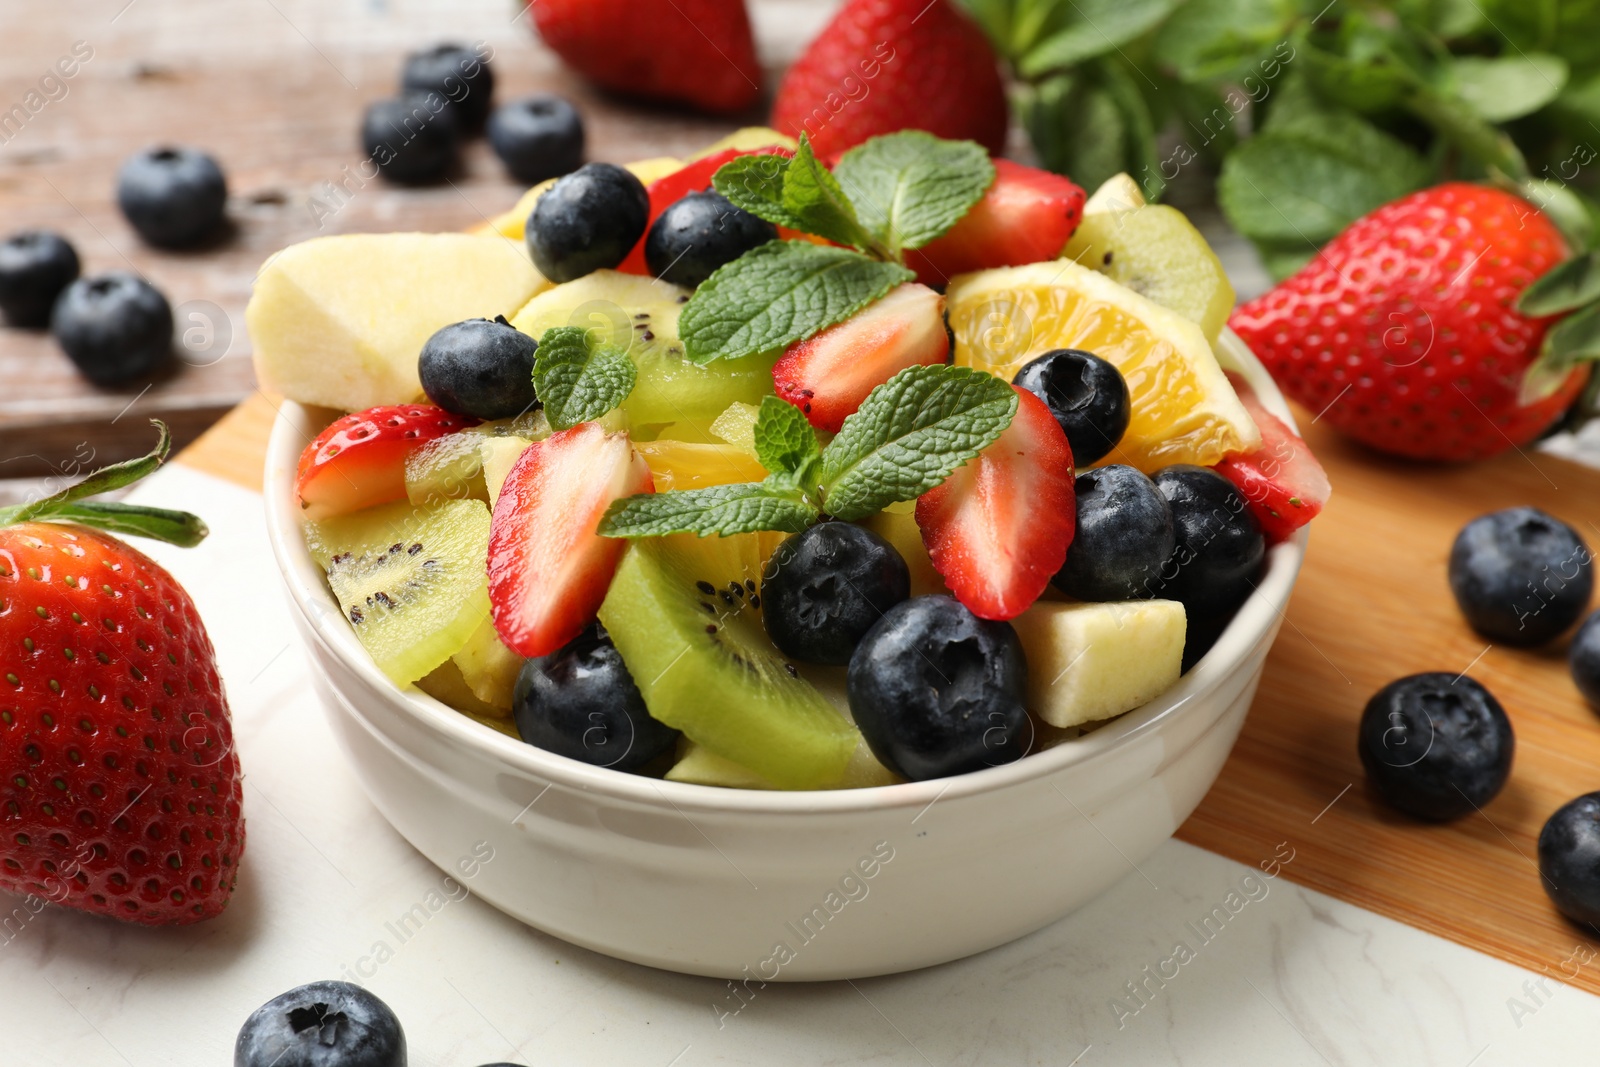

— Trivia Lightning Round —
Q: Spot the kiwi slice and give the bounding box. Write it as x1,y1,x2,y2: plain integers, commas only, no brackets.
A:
509,270,775,429
598,532,858,789
406,415,552,507
304,498,491,686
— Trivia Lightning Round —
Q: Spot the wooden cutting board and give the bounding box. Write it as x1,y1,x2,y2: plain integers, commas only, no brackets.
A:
181,391,1600,991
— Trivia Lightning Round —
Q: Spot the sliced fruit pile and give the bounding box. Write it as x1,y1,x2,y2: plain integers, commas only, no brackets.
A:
254,127,1332,790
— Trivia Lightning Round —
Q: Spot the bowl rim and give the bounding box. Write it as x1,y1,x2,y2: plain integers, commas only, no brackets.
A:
262,327,1307,815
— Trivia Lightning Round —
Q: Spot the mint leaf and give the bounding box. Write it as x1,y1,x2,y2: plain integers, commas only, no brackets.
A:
1520,252,1600,317
833,132,995,254
599,477,818,538
713,153,806,231
819,365,1018,522
752,395,821,479
782,136,883,254
679,241,912,363
533,325,637,431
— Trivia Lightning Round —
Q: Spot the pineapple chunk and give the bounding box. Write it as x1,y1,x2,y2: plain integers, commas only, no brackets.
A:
1011,600,1186,728
1083,172,1147,215
451,616,524,711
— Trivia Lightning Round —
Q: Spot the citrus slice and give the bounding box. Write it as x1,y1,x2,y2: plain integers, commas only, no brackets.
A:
946,259,1259,471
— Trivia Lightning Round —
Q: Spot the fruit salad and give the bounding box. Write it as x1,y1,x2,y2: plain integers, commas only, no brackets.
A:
251,126,1330,790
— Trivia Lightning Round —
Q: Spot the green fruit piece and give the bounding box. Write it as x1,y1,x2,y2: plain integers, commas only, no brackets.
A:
598,532,857,789
304,498,491,686
406,433,489,506
451,616,524,710
509,270,776,428
709,401,762,457
417,659,519,738
667,737,900,789
1064,204,1235,344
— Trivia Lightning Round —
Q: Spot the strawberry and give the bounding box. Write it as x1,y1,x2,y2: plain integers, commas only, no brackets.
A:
773,283,949,433
619,146,793,276
532,0,761,114
771,0,1009,160
915,386,1076,620
488,423,653,658
296,404,476,521
1230,183,1583,462
1213,373,1331,544
0,423,243,925
905,159,1086,286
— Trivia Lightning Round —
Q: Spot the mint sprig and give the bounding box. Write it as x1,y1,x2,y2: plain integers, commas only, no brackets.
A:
533,325,636,431
599,478,818,538
833,131,996,255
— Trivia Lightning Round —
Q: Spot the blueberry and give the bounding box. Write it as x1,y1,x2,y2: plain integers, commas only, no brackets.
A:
1152,465,1265,669
1539,793,1600,928
525,163,650,283
234,980,405,1067
361,94,460,185
847,596,1030,781
419,317,538,420
1571,610,1600,707
645,191,777,289
1449,507,1593,646
115,146,228,249
513,622,679,772
1012,349,1130,466
0,231,79,327
1357,672,1513,821
51,272,172,386
401,42,494,132
1053,465,1175,602
488,95,584,185
762,521,911,666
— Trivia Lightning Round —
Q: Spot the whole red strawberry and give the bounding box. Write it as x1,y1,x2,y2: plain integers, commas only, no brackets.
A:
532,0,761,114
0,424,243,924
771,0,1009,159
1231,183,1582,462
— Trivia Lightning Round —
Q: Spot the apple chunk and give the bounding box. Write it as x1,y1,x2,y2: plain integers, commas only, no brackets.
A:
1011,600,1186,728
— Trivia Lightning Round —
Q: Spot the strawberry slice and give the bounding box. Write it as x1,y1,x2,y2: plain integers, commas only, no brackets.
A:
488,423,653,657
905,159,1086,286
1213,372,1330,544
295,404,477,521
915,386,1076,620
773,283,949,433
618,146,794,275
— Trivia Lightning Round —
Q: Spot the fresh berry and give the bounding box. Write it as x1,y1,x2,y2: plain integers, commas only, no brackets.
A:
1011,348,1129,466
418,317,539,420
847,595,1029,781
916,386,1075,620
1358,673,1513,821
1053,465,1174,602
512,621,679,771
1571,610,1600,706
51,272,173,386
361,94,461,185
1152,465,1264,669
1448,507,1593,646
1230,183,1580,461
1539,793,1600,927
762,521,911,665
402,42,494,132
235,981,405,1067
644,191,776,288
618,146,792,275
488,423,653,658
532,0,761,114
295,404,478,521
1212,372,1329,544
905,159,1085,285
771,0,1008,159
0,230,79,328
487,94,584,184
115,146,228,249
526,163,650,283
772,283,949,433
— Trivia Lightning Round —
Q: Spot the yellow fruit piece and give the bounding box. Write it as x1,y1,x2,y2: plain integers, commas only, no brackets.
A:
416,660,519,737
480,436,531,507
1083,172,1147,215
480,157,685,239
451,616,523,711
1010,599,1186,728
635,438,767,490
709,401,761,456
666,737,900,790
688,127,799,160
248,233,547,411
1064,204,1236,343
947,259,1259,470
861,507,948,598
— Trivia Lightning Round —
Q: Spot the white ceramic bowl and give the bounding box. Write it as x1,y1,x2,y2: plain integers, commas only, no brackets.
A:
263,330,1306,981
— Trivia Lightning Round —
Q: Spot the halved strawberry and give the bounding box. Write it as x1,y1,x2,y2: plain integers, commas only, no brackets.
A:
296,404,477,521
1213,373,1330,544
915,386,1076,620
488,423,653,657
773,283,949,433
905,159,1086,286
618,146,794,275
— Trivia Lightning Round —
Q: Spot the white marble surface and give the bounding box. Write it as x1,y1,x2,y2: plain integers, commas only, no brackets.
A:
1,463,1597,1066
